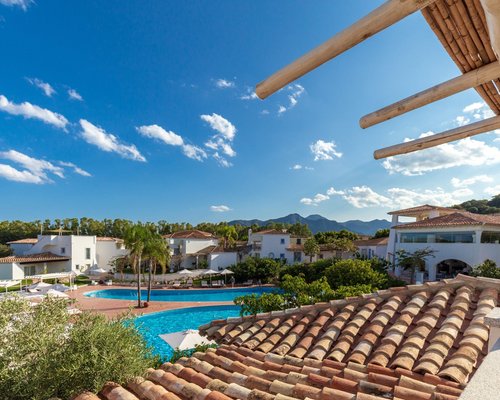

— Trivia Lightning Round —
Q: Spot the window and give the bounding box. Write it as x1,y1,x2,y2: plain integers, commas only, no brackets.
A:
24,265,36,276
400,232,474,244
296,238,302,245
85,248,91,259
293,252,301,262
481,231,500,244
60,247,66,254
254,253,260,259
280,238,285,244
280,253,285,259
268,252,275,258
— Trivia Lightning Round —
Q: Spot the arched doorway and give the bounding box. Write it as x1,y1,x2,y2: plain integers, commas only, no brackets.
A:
436,259,471,279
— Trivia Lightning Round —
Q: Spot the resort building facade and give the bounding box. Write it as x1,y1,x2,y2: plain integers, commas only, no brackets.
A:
0,235,128,280
387,205,500,281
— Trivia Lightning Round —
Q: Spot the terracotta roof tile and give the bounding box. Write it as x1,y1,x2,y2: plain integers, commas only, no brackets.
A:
0,252,70,264
79,275,500,400
6,238,38,244
394,211,500,229
164,230,216,239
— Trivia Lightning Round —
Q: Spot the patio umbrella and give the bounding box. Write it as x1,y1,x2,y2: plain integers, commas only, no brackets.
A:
89,267,107,275
203,268,219,284
45,289,70,298
219,269,234,284
28,281,52,291
49,283,70,292
159,329,215,351
178,269,193,274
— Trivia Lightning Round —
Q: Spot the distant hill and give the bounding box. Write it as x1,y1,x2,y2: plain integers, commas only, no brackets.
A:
454,194,500,214
228,213,391,236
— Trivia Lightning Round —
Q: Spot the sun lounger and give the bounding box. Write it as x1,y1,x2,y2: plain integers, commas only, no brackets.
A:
185,279,193,288
172,281,182,289
243,279,253,286
211,280,222,288
201,280,209,288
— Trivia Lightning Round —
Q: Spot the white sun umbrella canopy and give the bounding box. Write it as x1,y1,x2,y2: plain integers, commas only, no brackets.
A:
28,281,53,290
89,267,107,275
219,269,234,283
159,329,215,351
203,268,220,283
178,269,193,275
49,283,71,292
45,289,70,298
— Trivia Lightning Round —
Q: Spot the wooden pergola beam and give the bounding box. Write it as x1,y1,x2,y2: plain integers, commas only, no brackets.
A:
360,61,500,128
374,115,500,159
255,0,438,100
480,0,500,59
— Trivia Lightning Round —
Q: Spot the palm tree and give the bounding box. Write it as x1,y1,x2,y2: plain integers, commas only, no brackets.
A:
124,224,147,308
396,248,436,284
143,232,170,302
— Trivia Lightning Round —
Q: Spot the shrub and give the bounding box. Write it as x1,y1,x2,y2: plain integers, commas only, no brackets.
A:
169,343,217,363
334,284,376,299
229,257,282,284
0,296,157,400
471,259,500,279
324,259,389,290
234,292,285,316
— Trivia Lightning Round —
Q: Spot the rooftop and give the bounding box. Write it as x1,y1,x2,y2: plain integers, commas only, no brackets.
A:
388,205,458,216
0,252,70,264
77,275,500,400
164,230,216,240
394,212,500,229
252,229,288,236
6,238,38,244
354,237,389,247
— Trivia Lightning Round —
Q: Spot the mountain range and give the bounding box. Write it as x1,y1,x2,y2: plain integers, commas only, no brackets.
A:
228,213,391,236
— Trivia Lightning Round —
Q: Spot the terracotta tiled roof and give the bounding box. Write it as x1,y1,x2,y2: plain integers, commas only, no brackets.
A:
388,204,457,216
253,229,289,235
164,230,216,239
354,237,389,247
286,244,304,251
97,237,123,242
394,212,500,229
194,244,251,255
74,275,499,400
0,252,70,263
6,238,38,244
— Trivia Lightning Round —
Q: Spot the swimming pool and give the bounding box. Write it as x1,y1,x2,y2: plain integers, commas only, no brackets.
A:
85,286,278,302
134,305,241,360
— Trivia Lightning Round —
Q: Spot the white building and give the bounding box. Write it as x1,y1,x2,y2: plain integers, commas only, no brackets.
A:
248,229,293,263
386,205,500,281
354,237,388,259
0,235,127,280
164,230,248,271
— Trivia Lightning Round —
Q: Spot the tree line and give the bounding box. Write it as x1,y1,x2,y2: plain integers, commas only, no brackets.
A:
0,218,315,245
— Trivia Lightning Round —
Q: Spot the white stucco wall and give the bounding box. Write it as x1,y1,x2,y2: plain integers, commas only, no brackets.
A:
96,240,129,271
209,252,237,270
249,233,290,262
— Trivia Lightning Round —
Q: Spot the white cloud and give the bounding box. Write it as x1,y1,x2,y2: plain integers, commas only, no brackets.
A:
240,89,258,100
79,119,146,162
454,102,496,128
58,161,91,177
68,88,83,101
0,94,68,129
326,187,345,196
0,150,89,184
215,79,235,89
455,115,470,127
213,152,232,167
0,0,32,10
484,185,500,196
382,136,500,176
137,124,184,146
200,113,236,140
26,78,56,97
301,184,474,209
261,110,270,115
210,205,232,212
463,102,485,113
300,193,330,206
450,175,493,188
276,84,305,115
291,164,303,170
310,139,343,161
182,144,207,161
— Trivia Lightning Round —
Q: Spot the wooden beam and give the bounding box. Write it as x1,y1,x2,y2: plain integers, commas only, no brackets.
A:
255,0,438,100
374,115,500,159
481,0,500,59
360,62,500,128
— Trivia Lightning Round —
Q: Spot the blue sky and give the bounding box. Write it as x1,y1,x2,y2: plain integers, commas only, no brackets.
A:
0,0,499,224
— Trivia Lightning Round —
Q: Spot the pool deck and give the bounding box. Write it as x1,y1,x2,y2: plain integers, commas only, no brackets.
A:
69,285,235,318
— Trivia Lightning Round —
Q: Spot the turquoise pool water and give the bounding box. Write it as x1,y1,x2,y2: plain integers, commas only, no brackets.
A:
134,305,241,360
85,287,277,302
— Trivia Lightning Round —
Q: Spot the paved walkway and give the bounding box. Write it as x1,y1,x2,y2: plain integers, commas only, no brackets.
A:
70,285,233,318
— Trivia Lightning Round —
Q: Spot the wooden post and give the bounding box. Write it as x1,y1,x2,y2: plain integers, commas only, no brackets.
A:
255,0,439,99
361,61,500,128
480,0,500,59
374,115,500,159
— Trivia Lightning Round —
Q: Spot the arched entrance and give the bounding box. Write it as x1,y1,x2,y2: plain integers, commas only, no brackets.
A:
436,259,471,279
